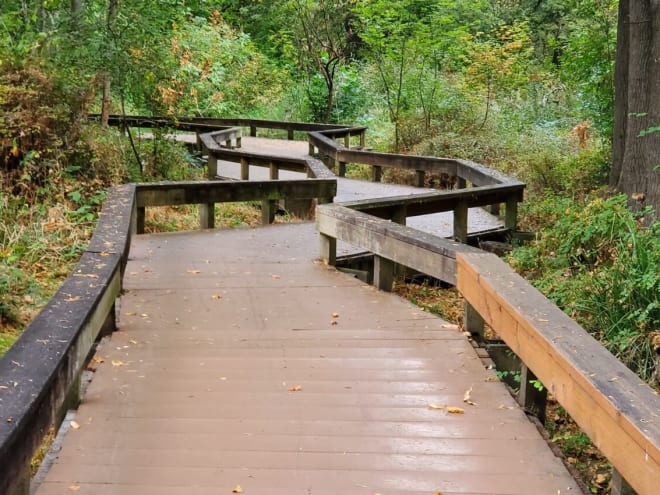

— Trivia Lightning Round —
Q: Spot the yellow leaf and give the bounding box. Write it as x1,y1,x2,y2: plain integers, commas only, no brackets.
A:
70,420,80,430
232,485,244,493
111,360,125,367
271,274,281,279
212,294,223,300
288,385,302,392
69,485,80,491
484,376,499,382
65,296,82,302
446,406,465,414
428,403,445,410
187,269,201,274
463,386,477,406
331,312,339,318
129,340,138,345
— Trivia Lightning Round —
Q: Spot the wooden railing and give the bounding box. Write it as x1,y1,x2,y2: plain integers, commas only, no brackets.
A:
317,200,660,495
0,161,337,495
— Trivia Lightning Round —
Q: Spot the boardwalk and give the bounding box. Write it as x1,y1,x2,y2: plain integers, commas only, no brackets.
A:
34,223,581,495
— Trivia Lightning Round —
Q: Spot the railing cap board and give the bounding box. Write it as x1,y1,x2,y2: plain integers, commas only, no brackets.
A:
135,179,337,207
455,159,523,187
306,157,336,180
339,183,525,218
86,184,135,256
456,252,660,495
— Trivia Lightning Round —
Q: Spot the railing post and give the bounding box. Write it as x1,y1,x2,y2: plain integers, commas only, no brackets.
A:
287,128,294,140
415,170,425,187
308,141,316,155
236,135,242,148
250,125,257,137
344,134,350,149
199,203,215,229
338,161,346,177
269,161,279,180
225,139,231,149
359,130,366,149
453,201,468,243
464,302,485,343
374,255,395,292
457,177,467,189
518,364,547,424
490,203,501,216
137,207,146,234
372,165,382,183
207,155,218,180
505,195,518,230
320,234,336,266
261,200,275,225
612,469,637,495
240,158,249,180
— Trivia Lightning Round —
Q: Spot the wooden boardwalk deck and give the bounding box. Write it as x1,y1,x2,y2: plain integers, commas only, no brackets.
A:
34,223,582,495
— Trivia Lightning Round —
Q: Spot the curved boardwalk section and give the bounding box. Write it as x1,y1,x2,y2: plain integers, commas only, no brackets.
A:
34,224,580,495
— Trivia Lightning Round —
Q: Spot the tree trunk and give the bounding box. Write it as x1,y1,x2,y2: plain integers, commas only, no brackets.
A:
100,0,119,128
611,0,660,218
71,0,83,29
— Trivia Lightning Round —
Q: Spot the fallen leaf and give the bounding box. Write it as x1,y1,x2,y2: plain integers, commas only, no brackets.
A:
74,273,99,279
497,404,515,410
187,269,201,274
0,385,7,389
330,320,338,326
70,420,80,430
446,406,465,414
288,385,302,392
129,339,138,345
484,376,499,382
212,294,223,300
92,355,105,364
463,386,477,406
536,318,549,322
24,295,35,304
125,312,137,316
232,485,244,493
271,274,281,279
608,376,620,382
595,473,608,486
331,312,339,318
428,403,445,410
111,360,125,367
69,486,81,492
99,251,110,257
65,296,82,302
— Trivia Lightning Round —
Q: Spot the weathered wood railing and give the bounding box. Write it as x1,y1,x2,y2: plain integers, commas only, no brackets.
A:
316,202,660,495
0,173,337,495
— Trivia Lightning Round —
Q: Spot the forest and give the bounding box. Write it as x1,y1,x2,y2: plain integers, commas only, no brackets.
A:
0,1,658,491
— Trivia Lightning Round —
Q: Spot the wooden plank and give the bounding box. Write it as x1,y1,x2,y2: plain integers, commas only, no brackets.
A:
135,180,337,207
317,205,481,285
456,252,660,495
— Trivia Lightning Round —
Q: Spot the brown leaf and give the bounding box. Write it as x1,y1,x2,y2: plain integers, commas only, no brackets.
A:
271,274,281,279
187,269,201,274
331,312,339,318
65,296,82,302
111,360,125,367
330,320,338,326
288,385,302,392
484,376,499,382
232,485,244,493
212,294,223,300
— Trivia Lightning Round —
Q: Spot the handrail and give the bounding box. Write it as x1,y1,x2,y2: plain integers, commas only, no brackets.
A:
316,199,660,495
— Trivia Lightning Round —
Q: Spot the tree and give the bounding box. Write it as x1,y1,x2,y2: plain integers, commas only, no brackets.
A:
611,0,660,217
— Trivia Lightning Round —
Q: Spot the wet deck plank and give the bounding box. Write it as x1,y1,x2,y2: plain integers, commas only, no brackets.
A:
34,224,580,495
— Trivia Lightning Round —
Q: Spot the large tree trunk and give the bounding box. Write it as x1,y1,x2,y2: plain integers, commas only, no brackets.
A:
611,0,660,218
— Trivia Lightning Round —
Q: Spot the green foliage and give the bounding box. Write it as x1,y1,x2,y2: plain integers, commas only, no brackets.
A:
510,195,660,384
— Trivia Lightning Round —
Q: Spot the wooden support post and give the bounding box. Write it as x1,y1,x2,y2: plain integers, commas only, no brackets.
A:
338,162,346,177
308,142,315,155
137,207,146,234
373,255,395,292
7,461,30,495
505,195,518,230
612,469,637,495
250,125,257,137
269,162,279,180
457,177,467,189
490,203,501,216
287,128,294,140
344,134,350,149
518,364,547,424
464,302,485,343
240,158,249,180
359,131,366,148
207,155,218,180
453,201,468,243
225,139,231,149
261,200,276,225
372,165,382,183
199,203,215,229
319,233,336,266
236,136,242,148
415,170,425,187
392,206,406,226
